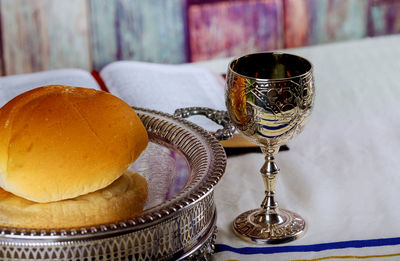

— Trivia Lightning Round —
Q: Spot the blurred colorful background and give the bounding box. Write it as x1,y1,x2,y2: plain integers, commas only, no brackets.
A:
0,0,399,75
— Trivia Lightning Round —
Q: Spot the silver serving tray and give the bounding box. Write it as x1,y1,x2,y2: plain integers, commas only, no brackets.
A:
0,108,227,261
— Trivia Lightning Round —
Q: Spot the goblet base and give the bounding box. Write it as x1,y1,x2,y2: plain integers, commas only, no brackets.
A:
232,208,306,244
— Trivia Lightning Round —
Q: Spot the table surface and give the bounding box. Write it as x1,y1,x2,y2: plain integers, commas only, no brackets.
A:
0,34,399,261
195,35,400,261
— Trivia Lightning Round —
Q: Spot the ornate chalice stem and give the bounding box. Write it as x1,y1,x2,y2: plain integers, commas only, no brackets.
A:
232,147,307,245
259,146,282,224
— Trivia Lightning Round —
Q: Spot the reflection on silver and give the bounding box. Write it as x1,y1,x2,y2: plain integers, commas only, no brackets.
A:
131,142,182,208
226,52,315,244
174,107,235,140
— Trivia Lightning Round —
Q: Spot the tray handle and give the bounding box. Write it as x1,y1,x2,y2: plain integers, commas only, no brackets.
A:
174,107,235,141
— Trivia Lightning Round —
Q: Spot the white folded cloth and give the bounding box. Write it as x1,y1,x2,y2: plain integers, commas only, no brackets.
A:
0,69,100,107
100,61,226,132
208,35,400,260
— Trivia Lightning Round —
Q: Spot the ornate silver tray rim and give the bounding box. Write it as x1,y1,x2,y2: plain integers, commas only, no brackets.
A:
0,107,227,241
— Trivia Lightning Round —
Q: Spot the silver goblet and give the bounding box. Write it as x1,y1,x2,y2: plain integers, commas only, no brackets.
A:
226,52,315,244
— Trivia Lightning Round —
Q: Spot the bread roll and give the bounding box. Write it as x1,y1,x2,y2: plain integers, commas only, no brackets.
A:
0,170,148,228
0,85,148,203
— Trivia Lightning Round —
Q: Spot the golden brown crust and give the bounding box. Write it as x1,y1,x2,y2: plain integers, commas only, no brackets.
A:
0,85,148,202
0,170,148,229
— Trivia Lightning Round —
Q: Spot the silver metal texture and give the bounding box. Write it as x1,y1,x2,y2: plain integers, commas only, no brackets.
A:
0,107,227,260
226,52,315,244
174,107,235,141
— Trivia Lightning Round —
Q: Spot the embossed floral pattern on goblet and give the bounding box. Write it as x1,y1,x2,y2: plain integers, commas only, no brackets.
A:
226,52,315,244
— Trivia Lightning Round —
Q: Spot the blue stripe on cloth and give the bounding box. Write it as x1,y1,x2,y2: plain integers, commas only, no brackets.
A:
215,237,400,255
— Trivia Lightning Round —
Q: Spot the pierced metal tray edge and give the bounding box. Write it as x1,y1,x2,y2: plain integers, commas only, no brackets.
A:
0,107,227,240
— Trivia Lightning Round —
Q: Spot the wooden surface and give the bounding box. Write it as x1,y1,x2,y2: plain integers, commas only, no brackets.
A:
89,0,187,71
0,3,3,76
0,0,399,76
0,0,91,75
187,0,284,62
368,0,400,36
284,0,368,48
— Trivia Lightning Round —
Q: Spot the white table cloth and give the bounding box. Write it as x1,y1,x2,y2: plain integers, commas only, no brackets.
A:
196,35,400,260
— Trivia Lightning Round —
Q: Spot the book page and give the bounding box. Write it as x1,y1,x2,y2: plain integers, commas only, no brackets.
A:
100,61,226,132
0,69,100,107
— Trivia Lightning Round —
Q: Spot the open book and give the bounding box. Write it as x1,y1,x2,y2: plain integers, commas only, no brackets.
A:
0,61,256,148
